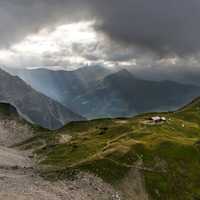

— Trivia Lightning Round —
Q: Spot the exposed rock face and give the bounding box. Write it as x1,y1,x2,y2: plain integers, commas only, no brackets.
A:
0,119,32,147
0,69,85,129
0,103,33,146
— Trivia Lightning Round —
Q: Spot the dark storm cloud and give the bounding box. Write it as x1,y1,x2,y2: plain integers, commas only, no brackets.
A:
91,0,200,55
1,0,200,56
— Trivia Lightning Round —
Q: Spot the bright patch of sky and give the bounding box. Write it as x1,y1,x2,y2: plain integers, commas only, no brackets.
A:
13,21,97,54
0,20,140,70
0,21,98,69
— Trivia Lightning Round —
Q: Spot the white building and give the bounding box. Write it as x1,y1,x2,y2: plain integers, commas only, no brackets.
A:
151,116,166,123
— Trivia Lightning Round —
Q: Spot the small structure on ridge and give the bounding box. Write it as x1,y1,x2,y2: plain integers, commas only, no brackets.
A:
150,116,166,123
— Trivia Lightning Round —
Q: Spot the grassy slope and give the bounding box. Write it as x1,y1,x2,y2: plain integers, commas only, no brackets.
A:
19,98,200,200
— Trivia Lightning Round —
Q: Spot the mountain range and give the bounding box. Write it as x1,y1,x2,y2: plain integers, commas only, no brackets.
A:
0,69,84,130
6,66,111,104
7,66,200,119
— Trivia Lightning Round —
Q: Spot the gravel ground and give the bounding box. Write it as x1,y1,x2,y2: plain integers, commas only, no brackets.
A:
0,168,120,200
0,148,121,200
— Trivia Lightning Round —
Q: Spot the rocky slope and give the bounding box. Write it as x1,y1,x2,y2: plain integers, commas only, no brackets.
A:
0,69,85,130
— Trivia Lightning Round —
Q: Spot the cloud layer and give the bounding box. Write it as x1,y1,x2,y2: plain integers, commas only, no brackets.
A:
1,0,200,55
1,0,200,85
92,0,200,55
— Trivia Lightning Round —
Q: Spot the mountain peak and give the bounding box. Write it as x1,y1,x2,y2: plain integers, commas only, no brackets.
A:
103,69,140,86
115,69,132,76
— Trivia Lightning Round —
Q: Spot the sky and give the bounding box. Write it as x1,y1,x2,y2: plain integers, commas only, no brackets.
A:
1,0,200,84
